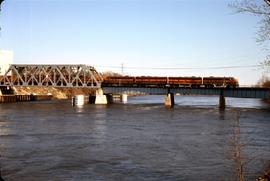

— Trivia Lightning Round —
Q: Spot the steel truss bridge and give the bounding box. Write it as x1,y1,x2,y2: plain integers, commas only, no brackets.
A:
0,64,103,88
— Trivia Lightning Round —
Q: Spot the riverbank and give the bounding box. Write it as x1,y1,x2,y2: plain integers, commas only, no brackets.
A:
257,164,270,181
12,87,96,99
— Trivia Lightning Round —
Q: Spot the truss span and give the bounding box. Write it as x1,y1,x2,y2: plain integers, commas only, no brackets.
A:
0,64,103,88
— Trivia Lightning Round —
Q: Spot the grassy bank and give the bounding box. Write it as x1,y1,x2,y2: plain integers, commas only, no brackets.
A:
12,87,96,99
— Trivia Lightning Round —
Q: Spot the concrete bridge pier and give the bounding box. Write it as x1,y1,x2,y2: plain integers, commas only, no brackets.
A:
95,89,108,104
72,95,85,106
109,94,128,103
121,94,128,103
165,93,174,107
92,89,128,104
219,90,226,109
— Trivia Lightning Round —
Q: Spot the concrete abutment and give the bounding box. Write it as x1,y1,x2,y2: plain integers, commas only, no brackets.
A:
93,89,128,104
95,89,108,104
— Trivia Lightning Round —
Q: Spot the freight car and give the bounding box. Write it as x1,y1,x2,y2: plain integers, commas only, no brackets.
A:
102,76,239,88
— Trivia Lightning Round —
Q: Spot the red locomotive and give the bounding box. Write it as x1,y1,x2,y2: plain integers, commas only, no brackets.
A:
102,76,239,88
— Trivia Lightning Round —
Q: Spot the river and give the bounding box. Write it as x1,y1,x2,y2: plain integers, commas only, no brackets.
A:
0,95,269,181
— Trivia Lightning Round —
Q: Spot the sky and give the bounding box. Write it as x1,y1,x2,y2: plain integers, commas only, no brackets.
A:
0,0,268,85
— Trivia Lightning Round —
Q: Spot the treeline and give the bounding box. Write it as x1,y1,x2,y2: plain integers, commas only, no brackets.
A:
257,76,270,88
102,71,123,78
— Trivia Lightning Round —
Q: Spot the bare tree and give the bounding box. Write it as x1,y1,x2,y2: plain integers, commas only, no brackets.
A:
230,0,270,81
102,71,123,78
265,0,270,7
0,0,4,11
230,0,270,43
256,73,270,87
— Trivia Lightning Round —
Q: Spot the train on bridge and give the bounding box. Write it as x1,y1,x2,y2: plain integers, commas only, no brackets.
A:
0,64,238,88
102,76,239,88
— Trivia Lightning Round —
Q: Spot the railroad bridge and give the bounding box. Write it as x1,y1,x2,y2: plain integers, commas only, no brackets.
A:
0,64,270,108
0,64,103,88
102,86,270,108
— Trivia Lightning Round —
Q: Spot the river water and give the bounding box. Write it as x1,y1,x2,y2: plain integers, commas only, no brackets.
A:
0,95,269,181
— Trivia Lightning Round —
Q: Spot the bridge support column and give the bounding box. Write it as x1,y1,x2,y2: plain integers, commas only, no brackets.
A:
121,94,128,103
165,93,174,107
219,93,226,109
109,94,128,103
95,89,108,104
72,95,85,106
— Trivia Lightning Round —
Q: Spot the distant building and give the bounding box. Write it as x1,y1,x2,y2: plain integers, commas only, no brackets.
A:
0,50,13,75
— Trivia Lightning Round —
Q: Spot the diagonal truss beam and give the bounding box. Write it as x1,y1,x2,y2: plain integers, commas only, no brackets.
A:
0,64,103,88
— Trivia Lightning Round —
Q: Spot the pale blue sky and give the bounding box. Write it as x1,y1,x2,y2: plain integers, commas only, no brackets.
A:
0,0,268,85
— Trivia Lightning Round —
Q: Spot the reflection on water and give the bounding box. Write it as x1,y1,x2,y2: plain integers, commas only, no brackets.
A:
129,95,270,109
0,96,269,181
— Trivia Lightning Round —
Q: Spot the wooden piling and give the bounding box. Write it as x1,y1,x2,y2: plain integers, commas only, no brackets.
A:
0,94,52,103
0,95,16,103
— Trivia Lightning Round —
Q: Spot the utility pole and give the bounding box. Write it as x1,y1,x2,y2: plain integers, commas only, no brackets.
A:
121,63,124,75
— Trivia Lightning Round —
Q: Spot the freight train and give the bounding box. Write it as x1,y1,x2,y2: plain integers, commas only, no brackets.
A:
102,76,239,88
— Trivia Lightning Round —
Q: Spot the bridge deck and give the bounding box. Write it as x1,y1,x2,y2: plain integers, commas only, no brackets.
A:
102,86,270,99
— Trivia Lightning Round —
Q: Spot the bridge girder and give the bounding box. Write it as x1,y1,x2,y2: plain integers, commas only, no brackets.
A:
102,87,270,99
0,64,103,88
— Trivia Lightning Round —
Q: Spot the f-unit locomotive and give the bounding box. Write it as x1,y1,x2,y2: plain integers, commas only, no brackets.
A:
102,76,239,88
